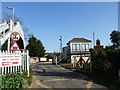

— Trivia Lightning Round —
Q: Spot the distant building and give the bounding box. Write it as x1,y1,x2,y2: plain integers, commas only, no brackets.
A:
62,38,91,63
94,39,103,50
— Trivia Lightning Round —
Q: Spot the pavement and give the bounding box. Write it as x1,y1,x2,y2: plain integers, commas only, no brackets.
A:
29,62,108,90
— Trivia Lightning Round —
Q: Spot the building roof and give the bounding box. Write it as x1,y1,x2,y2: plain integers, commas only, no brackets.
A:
67,38,91,45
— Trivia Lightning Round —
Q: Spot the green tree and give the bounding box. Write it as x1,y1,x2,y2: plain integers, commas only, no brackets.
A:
26,35,46,57
1,40,8,51
110,30,120,49
90,48,111,72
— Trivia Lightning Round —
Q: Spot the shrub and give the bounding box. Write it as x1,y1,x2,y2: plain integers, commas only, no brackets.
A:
1,66,33,89
2,72,24,89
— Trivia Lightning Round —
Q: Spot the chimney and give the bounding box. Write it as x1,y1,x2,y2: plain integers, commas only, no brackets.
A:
96,39,100,46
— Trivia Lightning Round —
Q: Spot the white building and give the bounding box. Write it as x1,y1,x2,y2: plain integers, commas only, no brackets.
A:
62,38,91,63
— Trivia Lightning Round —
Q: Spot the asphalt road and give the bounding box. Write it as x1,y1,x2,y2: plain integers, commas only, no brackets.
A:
31,62,108,89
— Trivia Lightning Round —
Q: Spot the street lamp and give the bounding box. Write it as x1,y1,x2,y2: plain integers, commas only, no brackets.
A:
7,7,14,22
7,7,14,52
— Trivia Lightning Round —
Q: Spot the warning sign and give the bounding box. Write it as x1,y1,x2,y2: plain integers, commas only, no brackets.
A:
0,55,21,67
10,42,20,51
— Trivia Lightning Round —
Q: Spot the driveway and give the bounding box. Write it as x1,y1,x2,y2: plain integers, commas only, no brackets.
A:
30,62,108,89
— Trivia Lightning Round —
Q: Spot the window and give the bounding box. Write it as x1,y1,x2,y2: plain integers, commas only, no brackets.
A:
72,44,80,52
72,44,76,51
76,44,80,51
81,44,89,51
82,44,86,51
86,44,89,51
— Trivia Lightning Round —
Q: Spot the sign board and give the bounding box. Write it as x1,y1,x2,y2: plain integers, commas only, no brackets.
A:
0,54,22,67
10,42,20,51
10,32,20,41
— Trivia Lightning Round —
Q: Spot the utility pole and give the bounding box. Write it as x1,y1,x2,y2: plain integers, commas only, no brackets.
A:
56,36,63,65
93,32,95,47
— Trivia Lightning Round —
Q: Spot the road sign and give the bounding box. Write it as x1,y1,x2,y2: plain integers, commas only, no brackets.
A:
2,62,19,66
10,41,20,51
10,32,20,41
0,55,21,67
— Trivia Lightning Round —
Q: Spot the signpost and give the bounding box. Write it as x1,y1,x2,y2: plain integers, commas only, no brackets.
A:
0,54,21,67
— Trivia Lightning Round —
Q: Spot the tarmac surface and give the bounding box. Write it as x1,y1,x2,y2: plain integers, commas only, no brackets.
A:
29,62,108,90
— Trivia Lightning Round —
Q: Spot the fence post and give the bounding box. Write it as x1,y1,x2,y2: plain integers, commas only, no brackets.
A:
27,50,30,77
22,50,24,72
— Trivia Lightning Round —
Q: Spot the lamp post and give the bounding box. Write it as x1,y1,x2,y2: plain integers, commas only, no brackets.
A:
7,7,14,52
7,7,14,23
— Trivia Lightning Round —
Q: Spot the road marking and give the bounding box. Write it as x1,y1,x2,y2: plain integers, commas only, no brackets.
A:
43,78,70,82
86,81,93,90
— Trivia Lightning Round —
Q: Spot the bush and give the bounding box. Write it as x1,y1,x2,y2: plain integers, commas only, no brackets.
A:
2,72,24,89
1,66,33,89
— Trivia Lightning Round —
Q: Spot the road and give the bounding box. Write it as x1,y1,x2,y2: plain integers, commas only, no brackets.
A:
31,62,108,89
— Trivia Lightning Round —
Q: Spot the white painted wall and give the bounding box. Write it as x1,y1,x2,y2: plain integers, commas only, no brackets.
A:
71,55,90,63
40,57,47,62
48,59,52,62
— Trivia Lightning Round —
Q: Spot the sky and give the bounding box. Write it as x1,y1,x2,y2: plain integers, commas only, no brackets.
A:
1,2,118,53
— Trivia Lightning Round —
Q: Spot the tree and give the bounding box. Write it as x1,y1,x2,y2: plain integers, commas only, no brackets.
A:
110,30,120,49
26,35,46,57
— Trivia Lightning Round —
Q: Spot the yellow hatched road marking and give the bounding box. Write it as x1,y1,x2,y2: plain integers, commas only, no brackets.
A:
43,78,70,82
86,81,93,90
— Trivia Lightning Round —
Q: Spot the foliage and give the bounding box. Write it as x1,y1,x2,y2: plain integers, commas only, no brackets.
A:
1,67,33,89
53,52,60,57
110,30,120,49
78,63,91,73
1,40,8,51
45,53,54,59
2,72,24,89
26,35,46,57
90,49,112,72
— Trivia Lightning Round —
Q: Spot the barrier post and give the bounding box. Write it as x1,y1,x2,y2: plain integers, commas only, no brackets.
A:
27,50,30,77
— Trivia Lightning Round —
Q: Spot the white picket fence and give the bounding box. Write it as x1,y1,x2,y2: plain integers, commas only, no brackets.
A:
0,50,30,76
